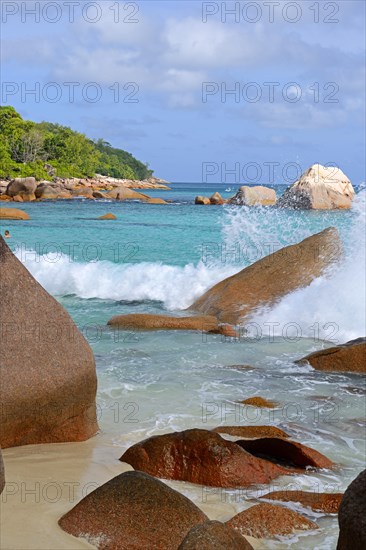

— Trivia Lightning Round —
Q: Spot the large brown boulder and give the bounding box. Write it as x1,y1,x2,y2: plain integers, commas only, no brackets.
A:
0,448,4,494
0,236,98,447
179,521,253,549
261,490,343,513
189,227,341,324
59,471,208,550
0,207,30,220
278,164,355,209
35,183,64,200
107,313,236,336
120,429,287,488
229,186,276,206
213,426,289,439
337,470,366,550
6,177,37,201
227,503,318,538
296,338,366,374
237,437,333,470
107,187,150,201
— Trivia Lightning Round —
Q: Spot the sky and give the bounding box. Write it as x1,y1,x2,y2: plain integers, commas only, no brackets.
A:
1,0,365,183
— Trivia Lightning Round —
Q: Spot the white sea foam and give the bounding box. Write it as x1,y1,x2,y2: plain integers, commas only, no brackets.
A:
17,252,238,310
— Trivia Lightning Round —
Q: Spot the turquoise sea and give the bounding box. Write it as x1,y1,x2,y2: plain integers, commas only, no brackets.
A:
1,183,365,549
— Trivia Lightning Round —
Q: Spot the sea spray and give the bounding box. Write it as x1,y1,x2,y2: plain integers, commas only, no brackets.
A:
250,190,366,342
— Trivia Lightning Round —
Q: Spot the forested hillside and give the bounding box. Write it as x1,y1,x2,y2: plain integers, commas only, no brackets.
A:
0,106,153,180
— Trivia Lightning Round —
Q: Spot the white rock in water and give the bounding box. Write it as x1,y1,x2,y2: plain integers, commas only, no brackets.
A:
279,164,355,209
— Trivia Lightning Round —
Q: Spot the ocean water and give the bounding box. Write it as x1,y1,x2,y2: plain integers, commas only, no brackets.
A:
1,183,365,549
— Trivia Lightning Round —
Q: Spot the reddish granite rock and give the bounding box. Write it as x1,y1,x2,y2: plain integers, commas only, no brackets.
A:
189,228,341,324
0,448,4,494
98,213,117,220
146,197,168,204
0,236,98,447
296,338,366,374
227,503,318,538
93,190,106,199
237,437,333,470
120,429,287,488
179,520,253,549
213,426,289,439
6,177,37,200
195,196,211,205
240,397,278,408
0,207,29,220
59,471,208,550
210,192,225,205
229,186,276,206
107,187,150,201
261,490,343,513
108,313,235,336
72,187,94,198
337,470,366,550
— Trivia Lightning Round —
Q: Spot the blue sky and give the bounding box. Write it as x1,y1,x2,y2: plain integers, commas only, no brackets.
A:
1,0,365,183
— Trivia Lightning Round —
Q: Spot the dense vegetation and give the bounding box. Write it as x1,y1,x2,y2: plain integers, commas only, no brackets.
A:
0,106,153,180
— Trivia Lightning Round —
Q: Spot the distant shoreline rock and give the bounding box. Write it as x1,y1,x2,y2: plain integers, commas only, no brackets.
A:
278,164,355,209
0,175,170,203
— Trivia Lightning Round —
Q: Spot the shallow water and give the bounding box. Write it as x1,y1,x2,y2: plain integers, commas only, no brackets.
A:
1,183,365,549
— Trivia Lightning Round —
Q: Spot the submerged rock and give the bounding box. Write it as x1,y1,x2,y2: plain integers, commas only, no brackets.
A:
261,490,343,514
227,503,318,539
59,471,208,550
229,186,276,206
189,227,342,324
237,437,334,469
337,470,366,550
0,236,98,447
179,520,253,549
278,164,355,209
120,428,287,488
296,338,366,374
213,426,289,439
240,397,279,408
107,313,235,336
98,213,117,220
145,197,168,204
0,207,30,220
